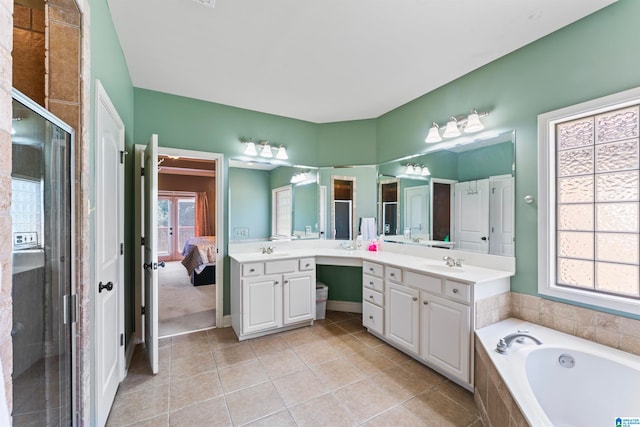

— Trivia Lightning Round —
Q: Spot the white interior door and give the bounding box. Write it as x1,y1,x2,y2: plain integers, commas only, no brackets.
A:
489,176,515,256
94,81,125,426
404,186,429,237
144,135,159,374
454,179,490,253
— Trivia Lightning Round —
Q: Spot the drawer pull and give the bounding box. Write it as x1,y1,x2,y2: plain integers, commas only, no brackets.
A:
369,281,374,285
369,315,373,320
390,273,395,277
369,295,374,299
275,281,279,285
452,288,459,294
249,268,255,272
423,301,428,305
369,267,374,272
412,297,417,301
284,280,289,284
305,263,310,268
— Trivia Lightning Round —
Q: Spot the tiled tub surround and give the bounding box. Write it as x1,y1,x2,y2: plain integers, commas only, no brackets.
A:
475,318,640,426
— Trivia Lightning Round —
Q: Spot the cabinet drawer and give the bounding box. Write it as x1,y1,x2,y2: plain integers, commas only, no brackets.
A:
363,288,383,306
445,280,470,304
363,274,384,292
385,266,402,283
242,262,264,277
265,259,298,275
363,301,384,335
404,270,442,295
299,258,315,271
363,261,383,277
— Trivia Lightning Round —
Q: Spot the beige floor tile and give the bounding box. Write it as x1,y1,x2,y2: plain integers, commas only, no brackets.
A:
435,381,478,416
127,413,170,427
225,382,286,426
372,366,432,400
208,327,239,348
294,341,342,366
309,322,349,338
289,393,358,427
244,410,297,427
335,317,366,333
116,367,171,396
311,357,367,390
218,359,269,393
361,405,426,427
169,371,223,411
168,396,231,427
170,350,216,378
213,341,257,368
249,334,291,357
171,340,212,361
373,343,413,364
346,347,396,375
334,377,403,423
107,383,169,427
325,335,367,356
171,330,210,344
258,348,307,379
403,390,478,427
352,331,385,348
400,359,448,388
281,328,324,348
272,368,330,407
324,310,353,323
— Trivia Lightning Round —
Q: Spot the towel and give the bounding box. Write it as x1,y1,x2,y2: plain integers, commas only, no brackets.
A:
361,217,376,242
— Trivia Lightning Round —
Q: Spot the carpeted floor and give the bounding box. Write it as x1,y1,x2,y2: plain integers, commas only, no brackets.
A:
158,261,216,337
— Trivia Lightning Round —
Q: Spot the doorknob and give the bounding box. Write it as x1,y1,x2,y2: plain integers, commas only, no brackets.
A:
143,263,153,270
481,236,488,241
158,261,166,268
98,281,114,293
144,262,166,270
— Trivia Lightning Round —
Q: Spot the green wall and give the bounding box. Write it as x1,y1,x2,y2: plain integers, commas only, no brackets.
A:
229,168,271,240
89,0,136,342
457,142,513,182
316,266,362,303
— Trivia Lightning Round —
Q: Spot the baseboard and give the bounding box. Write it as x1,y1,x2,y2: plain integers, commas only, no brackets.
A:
221,315,232,328
326,300,362,313
124,333,137,371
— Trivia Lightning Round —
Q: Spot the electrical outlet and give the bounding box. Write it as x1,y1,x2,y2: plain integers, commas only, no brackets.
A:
233,227,249,239
14,231,38,248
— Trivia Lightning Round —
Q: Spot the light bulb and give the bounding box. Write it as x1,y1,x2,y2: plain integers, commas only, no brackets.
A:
276,146,288,160
260,142,273,158
406,164,415,175
443,117,460,138
421,167,430,176
425,123,442,143
464,110,484,133
244,141,257,156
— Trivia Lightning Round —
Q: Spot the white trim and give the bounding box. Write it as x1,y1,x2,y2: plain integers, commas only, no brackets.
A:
221,315,233,328
327,300,362,313
538,86,640,316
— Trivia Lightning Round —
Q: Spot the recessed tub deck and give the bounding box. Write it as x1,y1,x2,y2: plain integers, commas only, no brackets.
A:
476,318,640,427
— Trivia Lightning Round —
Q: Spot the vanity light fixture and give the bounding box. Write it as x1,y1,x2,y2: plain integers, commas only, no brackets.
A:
421,166,431,176
405,164,415,175
260,141,273,158
424,108,490,143
425,123,442,143
276,145,288,160
443,117,461,138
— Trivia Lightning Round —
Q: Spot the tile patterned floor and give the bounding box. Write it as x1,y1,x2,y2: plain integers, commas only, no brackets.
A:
107,311,481,427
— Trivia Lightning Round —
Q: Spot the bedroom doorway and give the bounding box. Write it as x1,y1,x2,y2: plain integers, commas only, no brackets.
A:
134,146,224,342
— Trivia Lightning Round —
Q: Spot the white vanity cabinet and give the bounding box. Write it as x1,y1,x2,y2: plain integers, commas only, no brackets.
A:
362,261,384,335
386,281,420,354
231,257,316,340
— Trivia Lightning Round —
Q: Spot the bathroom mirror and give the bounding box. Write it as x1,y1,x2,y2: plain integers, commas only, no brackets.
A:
229,160,319,242
377,130,515,256
318,165,378,240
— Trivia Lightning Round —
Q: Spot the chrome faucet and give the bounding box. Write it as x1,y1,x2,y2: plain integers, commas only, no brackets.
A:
261,246,275,254
443,256,456,267
495,333,543,354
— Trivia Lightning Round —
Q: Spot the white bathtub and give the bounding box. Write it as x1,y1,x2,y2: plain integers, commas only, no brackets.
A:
476,318,640,427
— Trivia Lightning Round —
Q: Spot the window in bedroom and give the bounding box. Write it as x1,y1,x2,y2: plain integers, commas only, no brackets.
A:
538,87,640,314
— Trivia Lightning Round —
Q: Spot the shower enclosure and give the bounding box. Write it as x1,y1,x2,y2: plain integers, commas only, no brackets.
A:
11,89,75,426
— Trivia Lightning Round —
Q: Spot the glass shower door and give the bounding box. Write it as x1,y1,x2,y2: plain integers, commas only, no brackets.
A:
11,90,74,426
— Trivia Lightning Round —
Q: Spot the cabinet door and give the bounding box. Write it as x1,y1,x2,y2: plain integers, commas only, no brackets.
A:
242,275,282,334
283,272,315,324
385,282,420,354
420,293,470,383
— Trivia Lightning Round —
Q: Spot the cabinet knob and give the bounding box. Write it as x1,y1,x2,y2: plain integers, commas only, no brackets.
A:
412,297,417,301
369,281,374,285
249,268,255,272
423,301,428,305
390,273,395,276
305,263,310,268
452,288,459,294
369,315,373,320
284,280,289,284
369,295,374,299
369,268,374,272
275,281,279,285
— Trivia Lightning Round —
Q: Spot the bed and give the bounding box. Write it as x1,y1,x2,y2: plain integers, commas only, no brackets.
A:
181,236,216,286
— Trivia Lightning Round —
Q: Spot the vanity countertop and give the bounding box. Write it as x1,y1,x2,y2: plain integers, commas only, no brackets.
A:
229,247,512,284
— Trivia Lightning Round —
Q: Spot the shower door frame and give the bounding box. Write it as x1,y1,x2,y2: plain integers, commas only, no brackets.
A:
11,88,77,425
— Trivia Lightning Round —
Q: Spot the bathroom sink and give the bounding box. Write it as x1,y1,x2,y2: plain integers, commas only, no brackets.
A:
424,265,465,274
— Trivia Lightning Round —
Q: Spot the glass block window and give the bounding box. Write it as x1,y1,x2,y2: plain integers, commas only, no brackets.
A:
540,88,640,314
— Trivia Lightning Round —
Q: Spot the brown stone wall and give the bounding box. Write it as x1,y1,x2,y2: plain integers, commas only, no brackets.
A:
12,2,45,106
0,0,13,416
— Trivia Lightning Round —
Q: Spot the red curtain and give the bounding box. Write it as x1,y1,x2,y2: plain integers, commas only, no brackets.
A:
195,192,211,236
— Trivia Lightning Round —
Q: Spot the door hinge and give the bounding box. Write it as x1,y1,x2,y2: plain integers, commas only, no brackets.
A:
141,306,146,315
141,167,145,176
120,333,124,346
120,150,125,164
141,236,145,246
120,243,124,255
64,294,78,324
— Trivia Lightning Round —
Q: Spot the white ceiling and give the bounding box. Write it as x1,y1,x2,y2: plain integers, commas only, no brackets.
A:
107,0,616,123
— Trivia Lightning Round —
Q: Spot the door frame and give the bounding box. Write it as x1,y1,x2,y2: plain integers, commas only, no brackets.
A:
134,146,225,342
429,178,457,242
93,80,125,425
